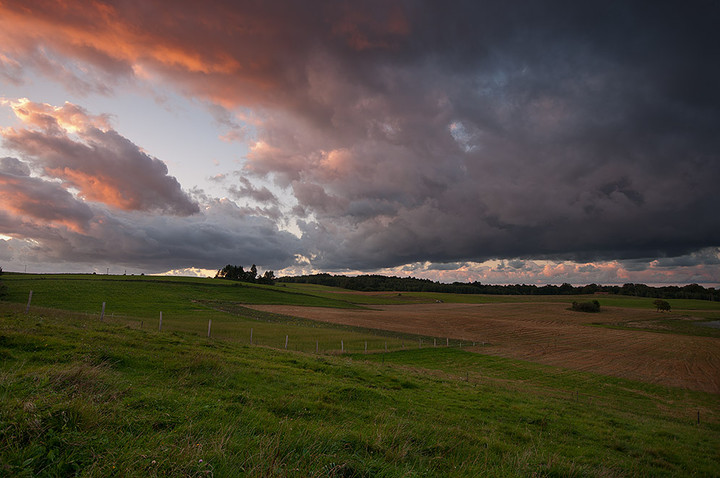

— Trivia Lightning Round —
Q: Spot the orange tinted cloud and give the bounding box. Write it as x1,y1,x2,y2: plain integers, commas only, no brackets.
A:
0,0,412,107
0,172,93,233
9,98,110,133
2,99,199,215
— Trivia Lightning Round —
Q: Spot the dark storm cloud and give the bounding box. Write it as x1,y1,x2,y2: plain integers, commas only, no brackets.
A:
286,0,720,269
1,0,718,273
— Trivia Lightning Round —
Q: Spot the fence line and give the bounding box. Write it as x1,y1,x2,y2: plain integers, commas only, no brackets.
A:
15,298,477,356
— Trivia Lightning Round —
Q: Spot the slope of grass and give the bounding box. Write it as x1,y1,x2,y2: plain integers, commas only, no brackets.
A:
2,274,359,317
1,275,422,354
1,306,719,477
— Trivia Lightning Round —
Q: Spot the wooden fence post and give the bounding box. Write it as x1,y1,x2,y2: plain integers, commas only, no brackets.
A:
158,311,163,331
207,319,212,338
250,328,253,345
365,341,367,353
100,302,106,321
25,290,33,314
341,340,344,353
316,340,319,353
285,335,288,349
446,337,449,346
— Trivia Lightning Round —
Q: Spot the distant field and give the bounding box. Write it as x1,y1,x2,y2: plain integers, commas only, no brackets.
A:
249,301,720,394
281,282,720,310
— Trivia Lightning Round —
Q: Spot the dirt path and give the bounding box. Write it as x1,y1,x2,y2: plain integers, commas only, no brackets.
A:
247,302,720,394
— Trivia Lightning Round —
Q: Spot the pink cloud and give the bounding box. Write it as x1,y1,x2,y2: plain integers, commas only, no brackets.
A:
0,170,93,233
0,0,411,106
2,99,199,215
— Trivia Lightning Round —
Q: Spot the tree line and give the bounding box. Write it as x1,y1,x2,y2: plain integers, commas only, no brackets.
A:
278,273,719,301
215,264,276,285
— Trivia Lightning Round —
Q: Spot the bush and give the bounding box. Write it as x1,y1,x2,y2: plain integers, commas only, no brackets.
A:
571,300,600,313
653,299,671,312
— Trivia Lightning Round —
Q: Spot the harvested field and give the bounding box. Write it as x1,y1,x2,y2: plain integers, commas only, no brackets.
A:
248,302,720,394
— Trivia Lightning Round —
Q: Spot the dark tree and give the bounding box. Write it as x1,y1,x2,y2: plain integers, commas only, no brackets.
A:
653,299,671,312
0,266,6,299
215,264,245,281
277,274,719,302
215,264,274,284
258,270,276,285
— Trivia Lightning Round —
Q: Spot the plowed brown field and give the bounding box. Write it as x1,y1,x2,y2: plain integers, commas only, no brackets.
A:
248,302,720,394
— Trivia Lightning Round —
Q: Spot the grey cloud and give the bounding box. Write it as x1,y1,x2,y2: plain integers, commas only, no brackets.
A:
0,157,31,176
208,173,227,182
507,260,526,270
0,54,24,85
0,196,303,273
633,248,720,269
227,176,279,205
427,262,469,271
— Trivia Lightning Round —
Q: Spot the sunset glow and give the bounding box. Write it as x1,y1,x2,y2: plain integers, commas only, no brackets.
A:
0,0,718,285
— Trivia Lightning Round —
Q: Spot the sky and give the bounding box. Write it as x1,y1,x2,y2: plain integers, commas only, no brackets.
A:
0,0,719,286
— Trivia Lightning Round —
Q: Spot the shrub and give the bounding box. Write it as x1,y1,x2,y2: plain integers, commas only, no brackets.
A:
653,299,671,312
571,300,600,313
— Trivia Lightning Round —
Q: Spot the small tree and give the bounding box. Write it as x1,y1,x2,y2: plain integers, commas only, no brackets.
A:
653,299,671,312
0,266,6,299
258,270,276,285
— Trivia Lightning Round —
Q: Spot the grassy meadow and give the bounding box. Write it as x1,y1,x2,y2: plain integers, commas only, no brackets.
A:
1,274,719,476
1,274,419,353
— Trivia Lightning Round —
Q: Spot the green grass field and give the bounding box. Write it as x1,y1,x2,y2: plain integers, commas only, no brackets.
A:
1,274,719,476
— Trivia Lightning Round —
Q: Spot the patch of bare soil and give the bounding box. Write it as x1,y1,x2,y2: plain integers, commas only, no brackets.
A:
247,302,720,394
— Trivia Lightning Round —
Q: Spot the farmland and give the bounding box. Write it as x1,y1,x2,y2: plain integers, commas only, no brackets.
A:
249,299,720,394
1,273,720,476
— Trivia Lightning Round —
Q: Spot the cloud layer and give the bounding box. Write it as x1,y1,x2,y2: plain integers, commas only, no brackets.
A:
0,100,300,273
0,1,719,281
